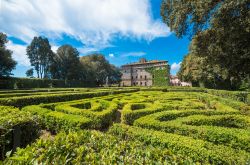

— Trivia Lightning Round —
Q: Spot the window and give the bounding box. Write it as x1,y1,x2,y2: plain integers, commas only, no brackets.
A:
145,75,147,80
145,82,147,86
136,76,138,79
131,76,133,79
140,75,142,79
124,70,127,73
140,82,142,86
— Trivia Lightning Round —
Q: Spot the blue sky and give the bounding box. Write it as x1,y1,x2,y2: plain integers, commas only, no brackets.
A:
1,0,190,77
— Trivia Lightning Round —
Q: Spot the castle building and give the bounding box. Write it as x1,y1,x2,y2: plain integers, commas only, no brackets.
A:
121,58,169,86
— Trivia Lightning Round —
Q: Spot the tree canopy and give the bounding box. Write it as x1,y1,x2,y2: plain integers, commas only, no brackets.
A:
161,0,250,89
51,45,83,81
80,54,121,86
177,53,230,89
26,36,54,79
0,32,17,77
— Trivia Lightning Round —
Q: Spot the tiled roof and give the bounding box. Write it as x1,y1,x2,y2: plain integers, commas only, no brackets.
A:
122,60,168,67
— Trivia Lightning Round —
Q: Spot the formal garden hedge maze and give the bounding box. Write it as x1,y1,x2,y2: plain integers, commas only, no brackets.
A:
0,87,250,164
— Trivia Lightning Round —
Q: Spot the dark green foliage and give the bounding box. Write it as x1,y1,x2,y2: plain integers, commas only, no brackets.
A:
0,106,40,160
26,36,54,78
25,68,34,78
80,54,122,86
161,0,250,89
207,89,249,104
177,54,231,89
0,77,92,89
0,33,17,77
51,45,83,81
145,66,170,86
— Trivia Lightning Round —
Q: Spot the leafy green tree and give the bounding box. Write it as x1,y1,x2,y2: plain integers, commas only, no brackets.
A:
51,45,82,80
0,32,17,77
108,64,122,85
178,54,230,89
25,68,34,78
161,0,250,89
26,36,53,79
80,54,121,86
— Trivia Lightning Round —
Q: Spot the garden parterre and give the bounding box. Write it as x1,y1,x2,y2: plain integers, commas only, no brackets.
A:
0,87,250,164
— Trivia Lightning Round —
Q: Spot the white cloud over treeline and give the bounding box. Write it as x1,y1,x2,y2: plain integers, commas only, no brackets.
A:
171,62,181,75
1,0,170,66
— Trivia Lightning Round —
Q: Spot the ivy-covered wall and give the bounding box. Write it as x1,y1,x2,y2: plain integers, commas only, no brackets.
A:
145,66,170,86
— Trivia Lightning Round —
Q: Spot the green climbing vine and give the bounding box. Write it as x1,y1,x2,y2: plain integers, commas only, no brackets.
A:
145,66,170,86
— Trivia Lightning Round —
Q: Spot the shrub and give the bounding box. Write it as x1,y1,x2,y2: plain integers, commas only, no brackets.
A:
0,106,40,160
207,89,249,104
134,110,250,152
22,105,92,133
0,88,139,108
4,130,193,164
109,124,250,164
121,101,164,125
0,77,93,89
55,99,118,129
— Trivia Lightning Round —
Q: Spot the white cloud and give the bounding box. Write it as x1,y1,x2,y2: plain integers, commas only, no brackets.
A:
171,62,181,73
121,51,146,57
51,45,59,53
6,41,30,66
0,0,170,50
109,53,114,58
78,47,99,55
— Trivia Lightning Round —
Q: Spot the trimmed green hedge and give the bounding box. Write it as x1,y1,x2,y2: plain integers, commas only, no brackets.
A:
4,130,193,164
198,93,250,114
22,97,119,131
0,77,95,89
119,91,206,125
0,89,139,108
121,101,164,125
134,110,250,152
55,99,118,129
22,105,92,133
109,124,250,164
207,89,249,104
0,106,40,160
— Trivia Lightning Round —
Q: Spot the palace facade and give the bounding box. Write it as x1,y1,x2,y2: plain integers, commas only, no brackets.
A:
121,58,168,86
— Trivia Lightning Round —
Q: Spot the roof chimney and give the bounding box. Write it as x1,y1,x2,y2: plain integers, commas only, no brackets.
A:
139,58,147,63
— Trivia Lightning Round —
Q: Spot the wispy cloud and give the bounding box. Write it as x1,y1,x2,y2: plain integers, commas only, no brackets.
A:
171,62,181,75
78,47,99,55
51,45,59,53
1,0,170,51
109,53,114,58
121,51,146,57
6,41,30,66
